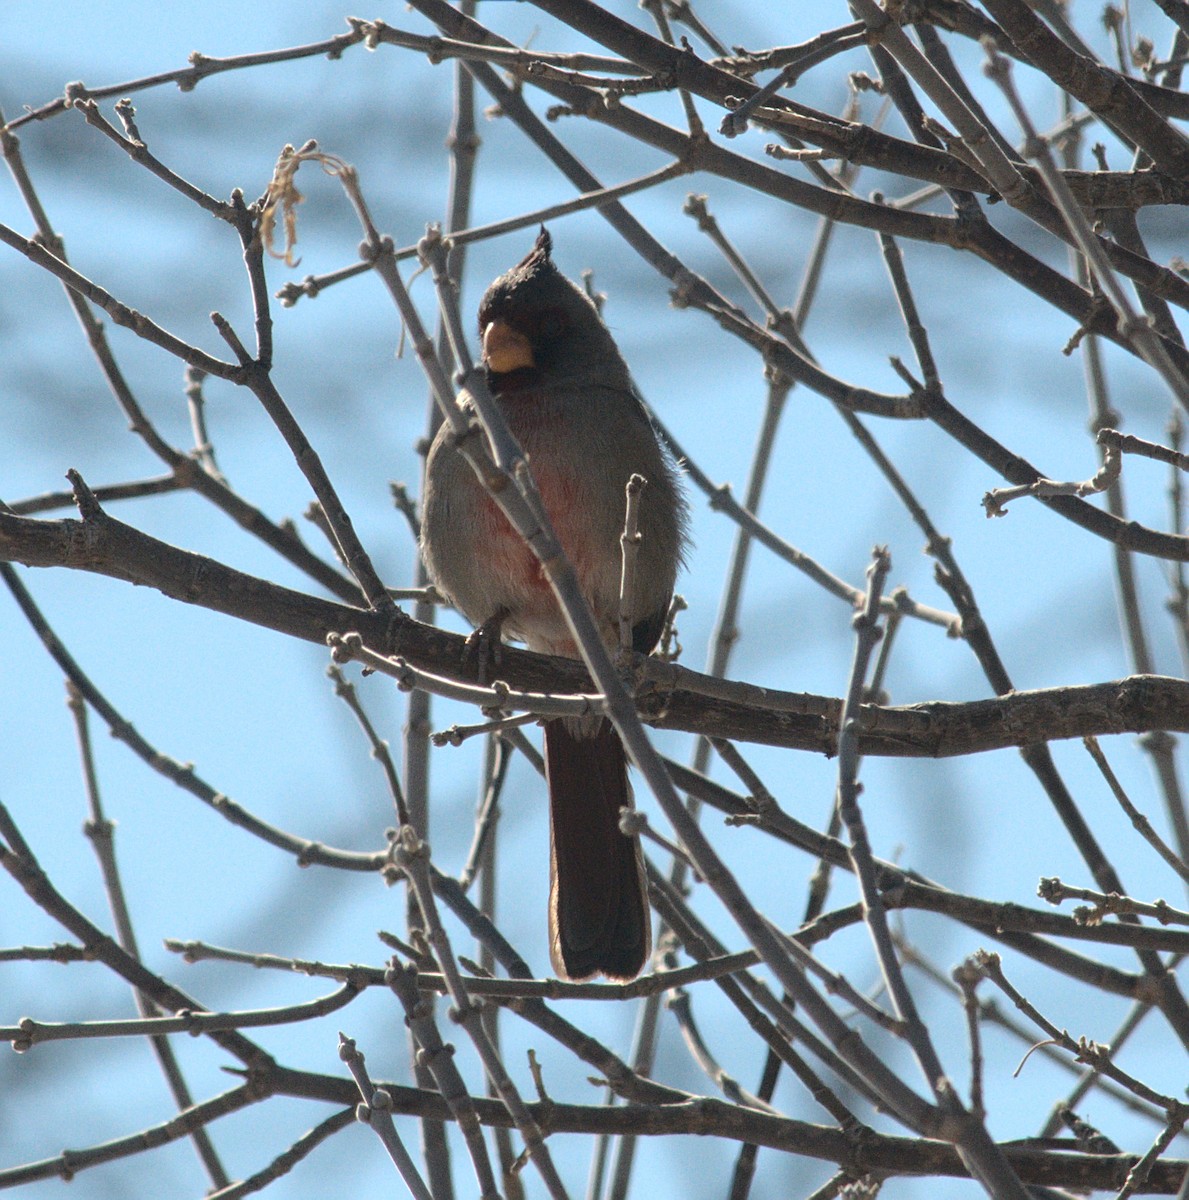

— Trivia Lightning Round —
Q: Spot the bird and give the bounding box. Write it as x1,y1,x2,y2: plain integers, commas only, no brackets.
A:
420,229,688,980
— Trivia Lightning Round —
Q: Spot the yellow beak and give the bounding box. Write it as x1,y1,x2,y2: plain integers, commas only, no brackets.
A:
482,319,534,373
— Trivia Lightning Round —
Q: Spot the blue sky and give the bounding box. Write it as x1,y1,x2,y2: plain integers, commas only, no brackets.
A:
3,3,1187,1197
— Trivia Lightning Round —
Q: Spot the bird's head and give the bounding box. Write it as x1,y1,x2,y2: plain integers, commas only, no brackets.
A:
477,228,632,391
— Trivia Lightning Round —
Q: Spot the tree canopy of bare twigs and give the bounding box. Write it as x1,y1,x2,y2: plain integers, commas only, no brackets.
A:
4,1,1189,1197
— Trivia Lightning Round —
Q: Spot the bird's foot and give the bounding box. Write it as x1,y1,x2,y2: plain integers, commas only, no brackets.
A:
465,608,508,685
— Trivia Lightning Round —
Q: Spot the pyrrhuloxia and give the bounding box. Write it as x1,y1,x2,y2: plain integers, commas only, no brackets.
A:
420,230,688,980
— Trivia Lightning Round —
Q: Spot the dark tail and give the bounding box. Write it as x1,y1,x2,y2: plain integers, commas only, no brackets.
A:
544,718,650,980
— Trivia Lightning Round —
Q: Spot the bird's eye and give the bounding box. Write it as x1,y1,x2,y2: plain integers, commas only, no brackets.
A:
532,307,570,345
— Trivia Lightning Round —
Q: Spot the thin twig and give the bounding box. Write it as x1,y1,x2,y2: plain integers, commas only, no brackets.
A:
67,682,230,1189
1083,737,1189,884
395,827,571,1198
339,1033,437,1200
983,43,1189,412
616,473,648,655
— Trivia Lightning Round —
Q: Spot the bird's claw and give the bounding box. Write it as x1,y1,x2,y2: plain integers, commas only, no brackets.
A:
465,609,507,685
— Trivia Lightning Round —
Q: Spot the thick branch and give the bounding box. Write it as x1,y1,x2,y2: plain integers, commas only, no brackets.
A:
3,506,1187,757
278,1066,1189,1194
